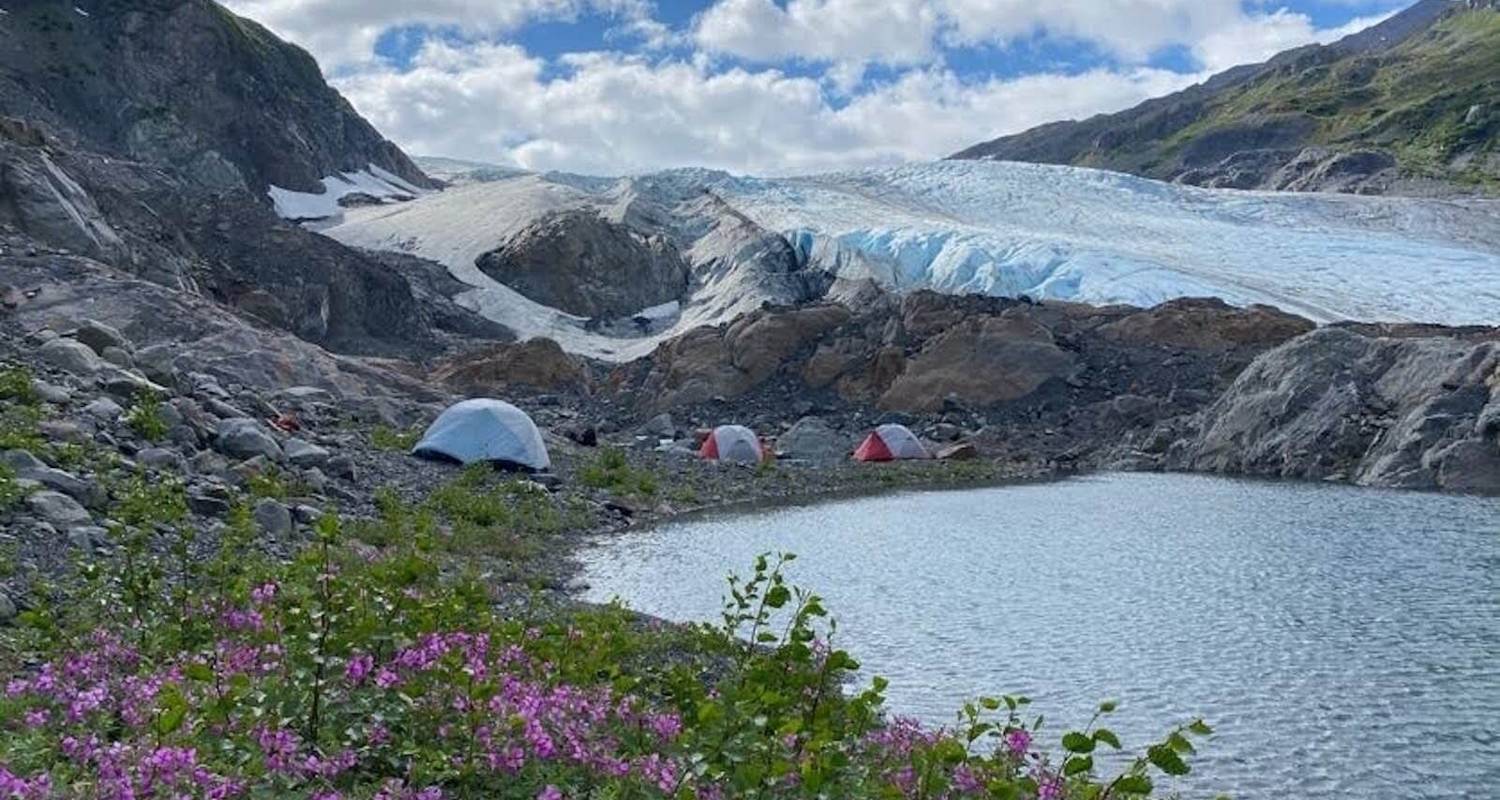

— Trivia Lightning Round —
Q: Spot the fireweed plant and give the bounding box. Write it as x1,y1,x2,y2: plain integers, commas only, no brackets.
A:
0,478,1218,798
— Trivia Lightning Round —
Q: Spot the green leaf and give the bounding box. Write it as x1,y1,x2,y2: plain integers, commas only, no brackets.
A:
988,782,1020,800
1093,728,1122,750
765,585,792,609
1098,700,1118,713
1062,732,1096,754
1063,755,1094,776
1148,744,1191,776
1188,720,1214,736
1114,775,1154,795
1168,732,1196,754
155,687,188,736
184,663,214,682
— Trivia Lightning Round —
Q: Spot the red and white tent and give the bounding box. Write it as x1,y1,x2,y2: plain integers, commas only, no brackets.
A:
698,425,767,465
853,424,931,462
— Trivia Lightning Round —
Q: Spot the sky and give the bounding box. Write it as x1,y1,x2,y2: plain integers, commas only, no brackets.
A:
221,0,1414,176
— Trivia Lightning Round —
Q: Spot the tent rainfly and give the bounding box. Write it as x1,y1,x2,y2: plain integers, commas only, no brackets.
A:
698,425,766,465
853,424,931,462
412,399,551,471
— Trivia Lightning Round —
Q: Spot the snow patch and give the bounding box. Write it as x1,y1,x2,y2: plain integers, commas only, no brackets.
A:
267,166,429,222
634,300,681,321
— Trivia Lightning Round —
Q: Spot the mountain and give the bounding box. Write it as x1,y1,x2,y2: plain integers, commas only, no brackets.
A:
322,161,1500,361
0,0,478,355
952,0,1500,196
0,0,433,197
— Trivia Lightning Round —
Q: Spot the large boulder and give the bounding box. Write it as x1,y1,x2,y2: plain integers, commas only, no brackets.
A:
1097,298,1314,352
38,338,102,375
476,209,690,318
26,491,92,527
1172,328,1500,492
14,466,106,509
283,439,330,469
727,305,852,384
432,338,588,395
641,305,851,409
879,314,1078,412
777,417,852,463
74,320,132,355
214,418,284,462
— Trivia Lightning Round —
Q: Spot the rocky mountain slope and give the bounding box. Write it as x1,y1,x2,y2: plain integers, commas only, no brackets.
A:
0,0,486,356
953,0,1500,196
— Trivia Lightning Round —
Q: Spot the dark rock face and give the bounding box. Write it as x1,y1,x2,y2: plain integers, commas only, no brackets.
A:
0,0,486,358
1171,327,1500,493
476,210,691,319
0,0,433,196
624,292,1315,422
951,0,1496,196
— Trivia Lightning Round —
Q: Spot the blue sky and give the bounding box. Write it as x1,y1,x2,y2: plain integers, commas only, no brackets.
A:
224,0,1413,175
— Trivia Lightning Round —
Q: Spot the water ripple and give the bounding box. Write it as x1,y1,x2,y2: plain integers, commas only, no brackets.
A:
578,473,1500,800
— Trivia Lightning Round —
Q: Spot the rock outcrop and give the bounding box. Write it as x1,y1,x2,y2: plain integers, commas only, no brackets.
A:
624,292,1317,438
0,0,486,358
476,209,690,319
0,0,433,196
432,338,590,395
878,314,1078,412
1171,327,1500,492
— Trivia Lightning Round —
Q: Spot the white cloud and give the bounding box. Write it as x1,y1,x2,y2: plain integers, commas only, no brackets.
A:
692,0,941,66
1193,8,1397,72
223,0,1403,175
693,0,1399,70
335,40,1197,176
221,0,652,68
936,0,1248,62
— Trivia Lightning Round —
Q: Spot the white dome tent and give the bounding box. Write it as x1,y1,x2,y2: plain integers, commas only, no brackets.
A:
412,399,551,471
853,424,931,462
698,425,766,465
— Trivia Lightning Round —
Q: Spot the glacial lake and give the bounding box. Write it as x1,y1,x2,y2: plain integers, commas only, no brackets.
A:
578,473,1500,800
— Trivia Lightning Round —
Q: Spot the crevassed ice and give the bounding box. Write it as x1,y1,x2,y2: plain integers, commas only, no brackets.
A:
717,161,1500,326
320,160,1500,360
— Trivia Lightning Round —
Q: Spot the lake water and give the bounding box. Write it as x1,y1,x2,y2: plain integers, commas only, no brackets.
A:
577,473,1500,800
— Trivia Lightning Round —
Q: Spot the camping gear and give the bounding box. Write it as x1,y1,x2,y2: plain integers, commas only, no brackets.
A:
853,424,932,462
698,425,766,465
412,399,550,471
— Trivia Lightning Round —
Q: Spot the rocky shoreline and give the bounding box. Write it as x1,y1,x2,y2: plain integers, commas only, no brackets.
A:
1,233,1497,631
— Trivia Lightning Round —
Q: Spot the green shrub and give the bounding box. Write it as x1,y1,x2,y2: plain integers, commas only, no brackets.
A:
124,391,168,442
0,365,37,406
244,462,303,498
0,405,44,452
0,463,26,511
425,466,587,558
579,447,660,498
370,424,422,452
0,528,1217,798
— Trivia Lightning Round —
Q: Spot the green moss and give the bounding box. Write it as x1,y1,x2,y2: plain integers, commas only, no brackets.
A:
369,425,422,452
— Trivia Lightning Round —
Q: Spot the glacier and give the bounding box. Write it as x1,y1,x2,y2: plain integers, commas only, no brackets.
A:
268,165,429,222
321,160,1500,360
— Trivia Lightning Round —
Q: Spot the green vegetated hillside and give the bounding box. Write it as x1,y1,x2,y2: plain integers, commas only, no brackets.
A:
955,5,1500,195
